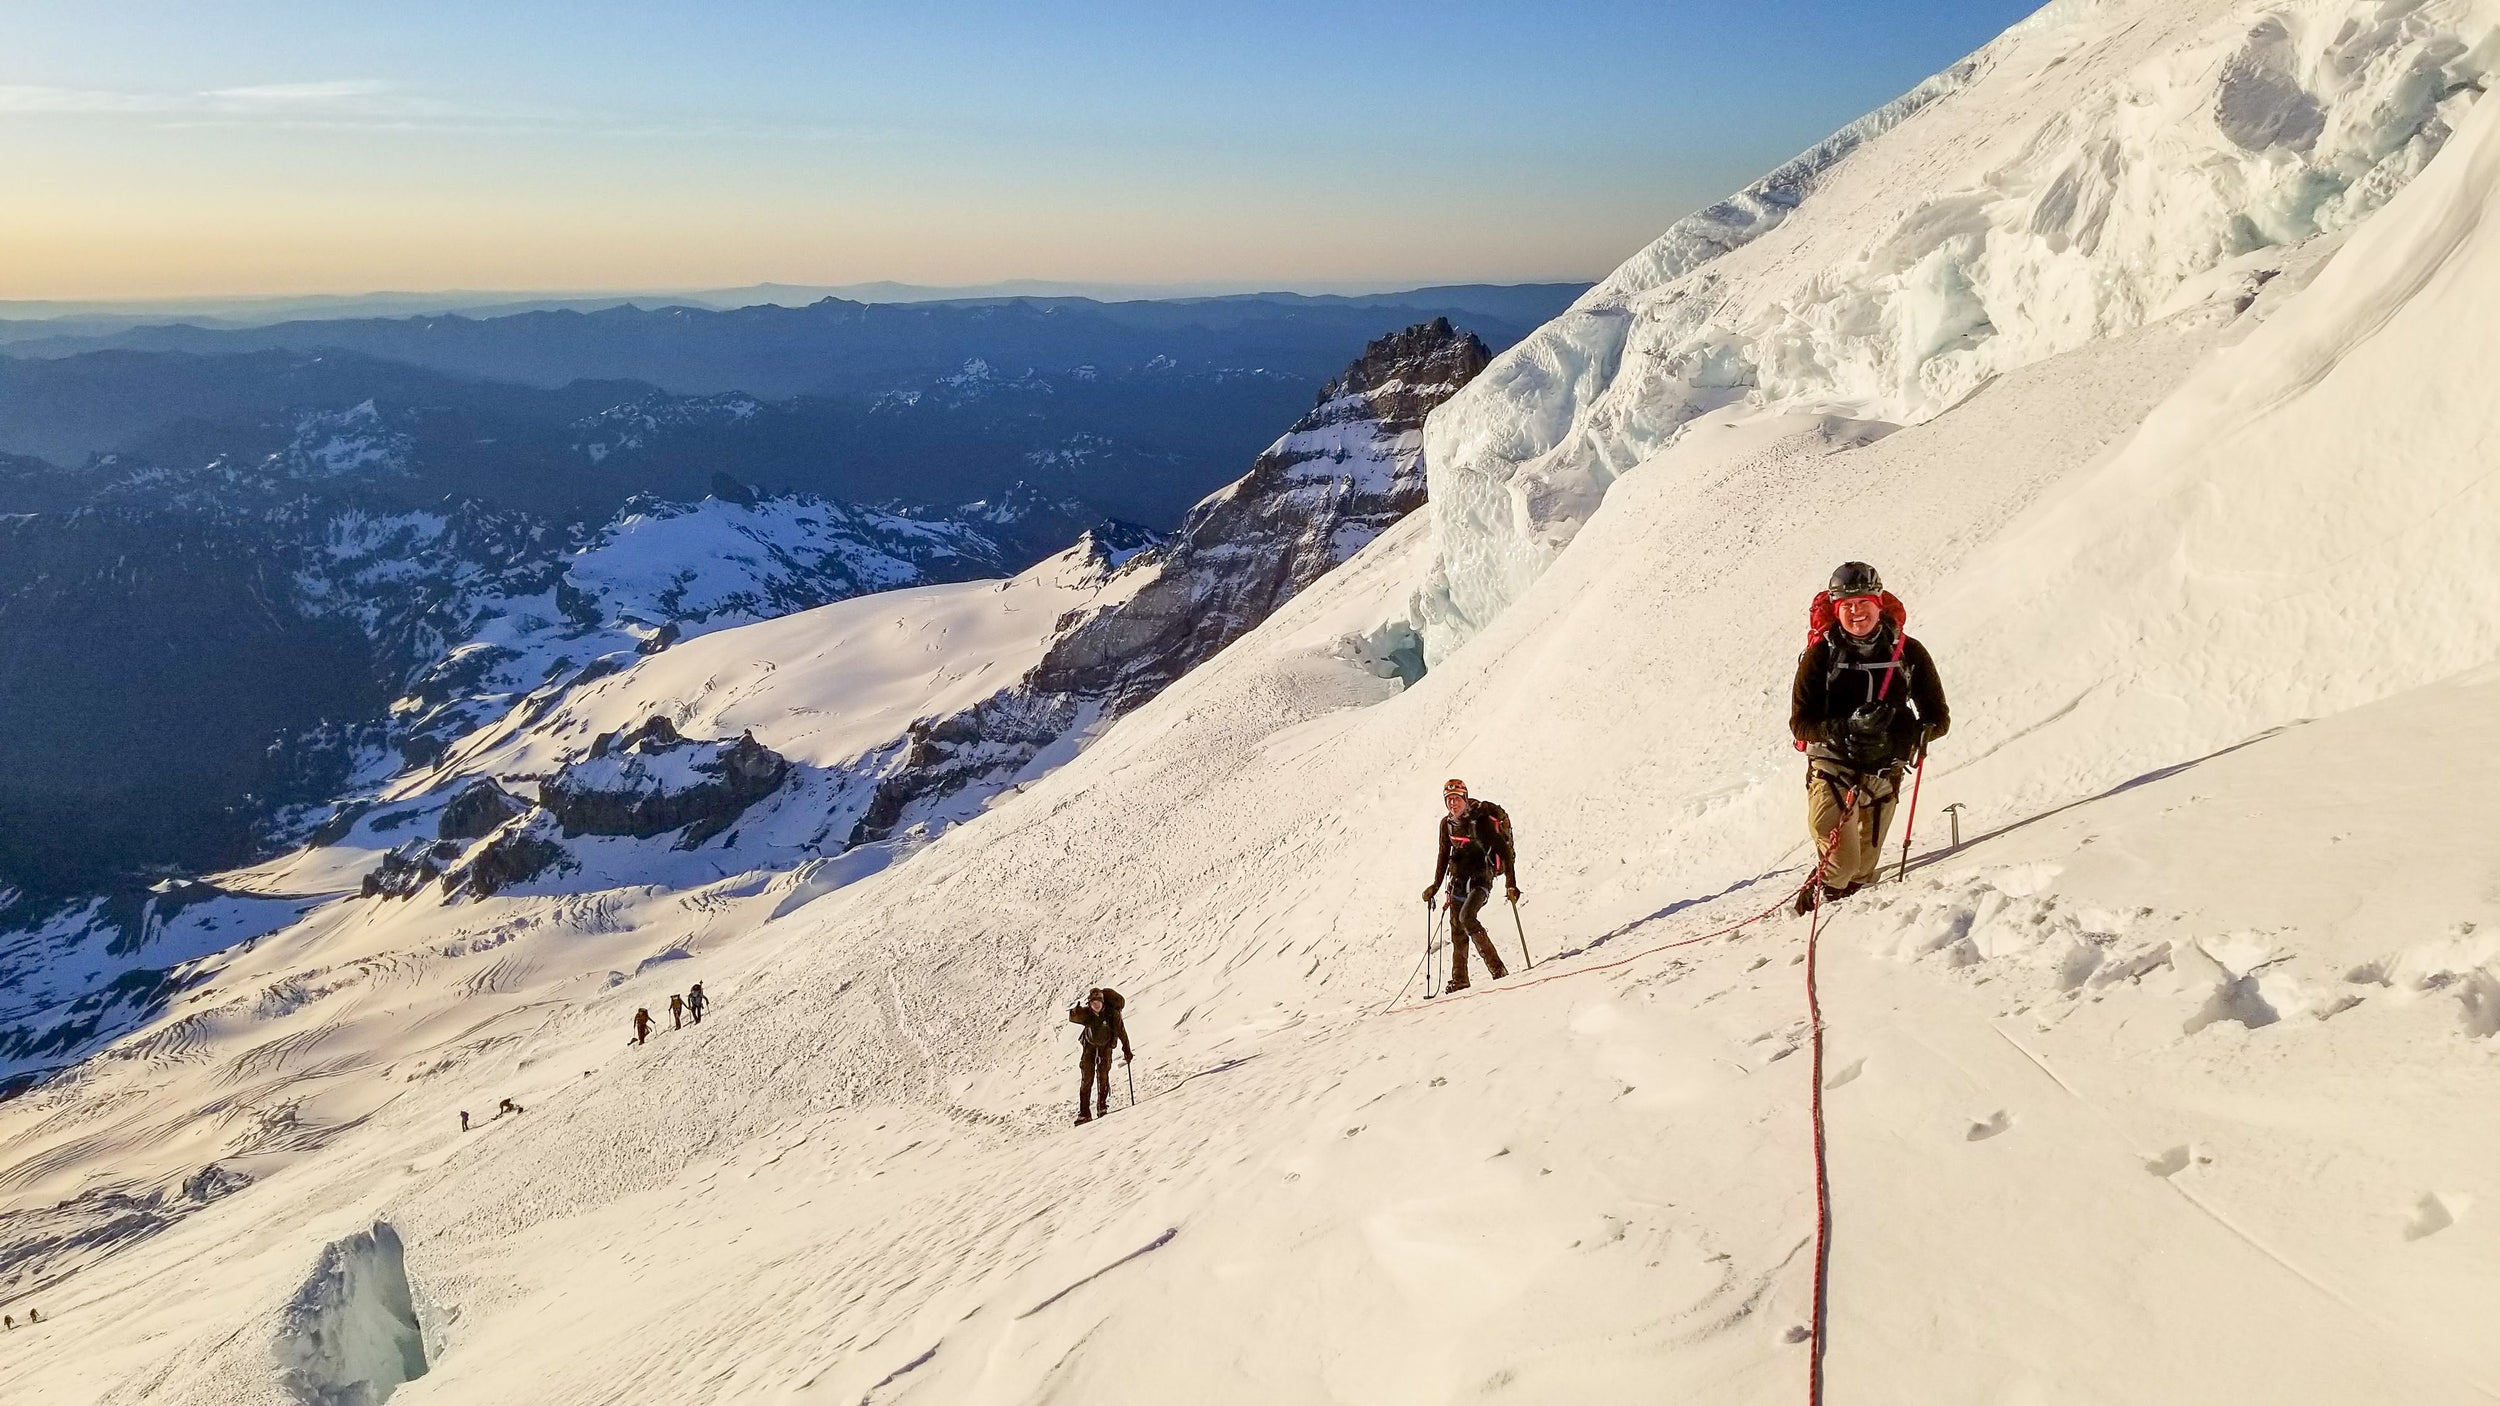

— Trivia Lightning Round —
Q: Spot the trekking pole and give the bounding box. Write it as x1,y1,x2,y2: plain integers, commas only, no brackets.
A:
1425,902,1443,999
1893,749,1929,884
1508,895,1534,971
1127,1060,1136,1109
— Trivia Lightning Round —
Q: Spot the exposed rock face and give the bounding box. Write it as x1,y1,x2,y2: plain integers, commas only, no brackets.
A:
362,840,461,899
848,320,1489,843
1036,318,1488,713
361,779,534,898
436,778,529,842
539,718,792,845
438,812,571,900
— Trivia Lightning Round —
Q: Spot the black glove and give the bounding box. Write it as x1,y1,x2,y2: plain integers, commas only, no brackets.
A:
1845,701,1897,740
1838,703,1896,762
1421,885,1438,904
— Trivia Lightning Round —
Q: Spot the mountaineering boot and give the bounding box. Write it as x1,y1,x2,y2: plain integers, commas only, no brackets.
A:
1075,1110,1092,1126
1794,879,1821,916
1442,975,1471,994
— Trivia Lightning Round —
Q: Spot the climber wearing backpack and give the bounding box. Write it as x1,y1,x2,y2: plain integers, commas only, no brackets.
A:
1066,988,1133,1125
1790,562,1950,913
1421,779,1517,993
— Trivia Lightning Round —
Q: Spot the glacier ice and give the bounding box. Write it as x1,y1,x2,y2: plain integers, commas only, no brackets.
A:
1416,0,2500,656
274,1221,429,1405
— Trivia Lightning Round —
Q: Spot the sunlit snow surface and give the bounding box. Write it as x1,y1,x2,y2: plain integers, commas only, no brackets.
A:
1418,0,2500,652
6,3,2500,1401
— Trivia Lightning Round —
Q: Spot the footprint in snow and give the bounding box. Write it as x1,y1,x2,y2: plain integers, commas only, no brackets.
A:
1965,1110,2012,1142
2144,1145,2192,1178
1822,1057,1865,1090
2405,1192,2466,1241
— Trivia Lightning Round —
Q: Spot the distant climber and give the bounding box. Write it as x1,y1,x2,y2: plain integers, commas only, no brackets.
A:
634,1007,653,1045
460,1110,470,1132
1421,779,1516,992
670,993,685,1030
1789,562,1950,912
1066,988,1133,1125
688,982,708,1024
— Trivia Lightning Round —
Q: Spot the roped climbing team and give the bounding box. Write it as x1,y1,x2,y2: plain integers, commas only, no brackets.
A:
1066,560,1948,1124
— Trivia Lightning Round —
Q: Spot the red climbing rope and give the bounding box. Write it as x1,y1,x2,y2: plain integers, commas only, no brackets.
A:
1382,795,1867,1406
1806,860,1837,1405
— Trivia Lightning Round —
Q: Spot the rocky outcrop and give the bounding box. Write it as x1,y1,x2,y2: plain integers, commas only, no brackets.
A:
849,320,1489,843
438,812,571,899
362,778,536,897
1033,318,1486,711
539,717,792,845
437,778,529,842
362,839,461,899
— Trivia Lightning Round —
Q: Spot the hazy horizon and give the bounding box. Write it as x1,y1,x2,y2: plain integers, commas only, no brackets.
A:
2,1,2042,300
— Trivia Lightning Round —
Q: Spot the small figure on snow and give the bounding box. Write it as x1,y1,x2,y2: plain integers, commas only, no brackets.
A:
1066,988,1133,1125
633,1007,653,1045
1789,562,1950,912
460,1110,470,1132
499,1097,525,1116
687,982,708,1024
1421,779,1517,993
669,992,685,1030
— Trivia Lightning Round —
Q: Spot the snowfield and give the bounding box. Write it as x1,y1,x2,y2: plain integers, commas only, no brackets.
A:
6,1,2500,1401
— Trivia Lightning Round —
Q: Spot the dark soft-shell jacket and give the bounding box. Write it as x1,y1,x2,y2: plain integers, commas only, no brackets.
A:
1068,1005,1131,1057
1790,624,1950,771
1431,801,1516,887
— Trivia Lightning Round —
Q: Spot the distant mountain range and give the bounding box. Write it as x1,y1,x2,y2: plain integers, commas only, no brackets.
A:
0,282,1590,348
0,289,1583,402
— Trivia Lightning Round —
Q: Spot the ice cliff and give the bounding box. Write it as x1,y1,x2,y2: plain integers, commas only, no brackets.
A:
1417,0,2500,653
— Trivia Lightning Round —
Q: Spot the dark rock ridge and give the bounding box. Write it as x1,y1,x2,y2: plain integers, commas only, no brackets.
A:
437,779,530,842
540,718,793,846
1038,317,1485,712
848,319,1490,843
362,840,462,900
439,813,573,900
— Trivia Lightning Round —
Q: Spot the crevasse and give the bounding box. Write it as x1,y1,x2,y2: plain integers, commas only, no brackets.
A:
1415,0,2500,656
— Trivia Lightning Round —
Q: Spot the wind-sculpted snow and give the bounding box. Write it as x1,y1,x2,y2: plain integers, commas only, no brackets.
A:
1419,0,2500,652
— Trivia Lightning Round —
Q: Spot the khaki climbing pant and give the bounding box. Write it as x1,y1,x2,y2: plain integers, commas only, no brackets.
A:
1807,762,1902,890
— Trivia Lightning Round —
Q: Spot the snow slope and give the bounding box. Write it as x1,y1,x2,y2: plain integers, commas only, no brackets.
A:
6,5,2500,1402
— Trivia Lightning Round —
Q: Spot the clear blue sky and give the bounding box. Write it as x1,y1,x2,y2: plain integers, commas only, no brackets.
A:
0,0,2046,298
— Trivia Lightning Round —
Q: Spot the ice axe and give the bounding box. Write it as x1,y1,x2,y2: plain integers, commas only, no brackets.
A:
1508,893,1534,971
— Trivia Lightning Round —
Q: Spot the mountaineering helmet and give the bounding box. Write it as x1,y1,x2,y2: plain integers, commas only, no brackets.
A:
1443,778,1469,798
1828,561,1884,600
